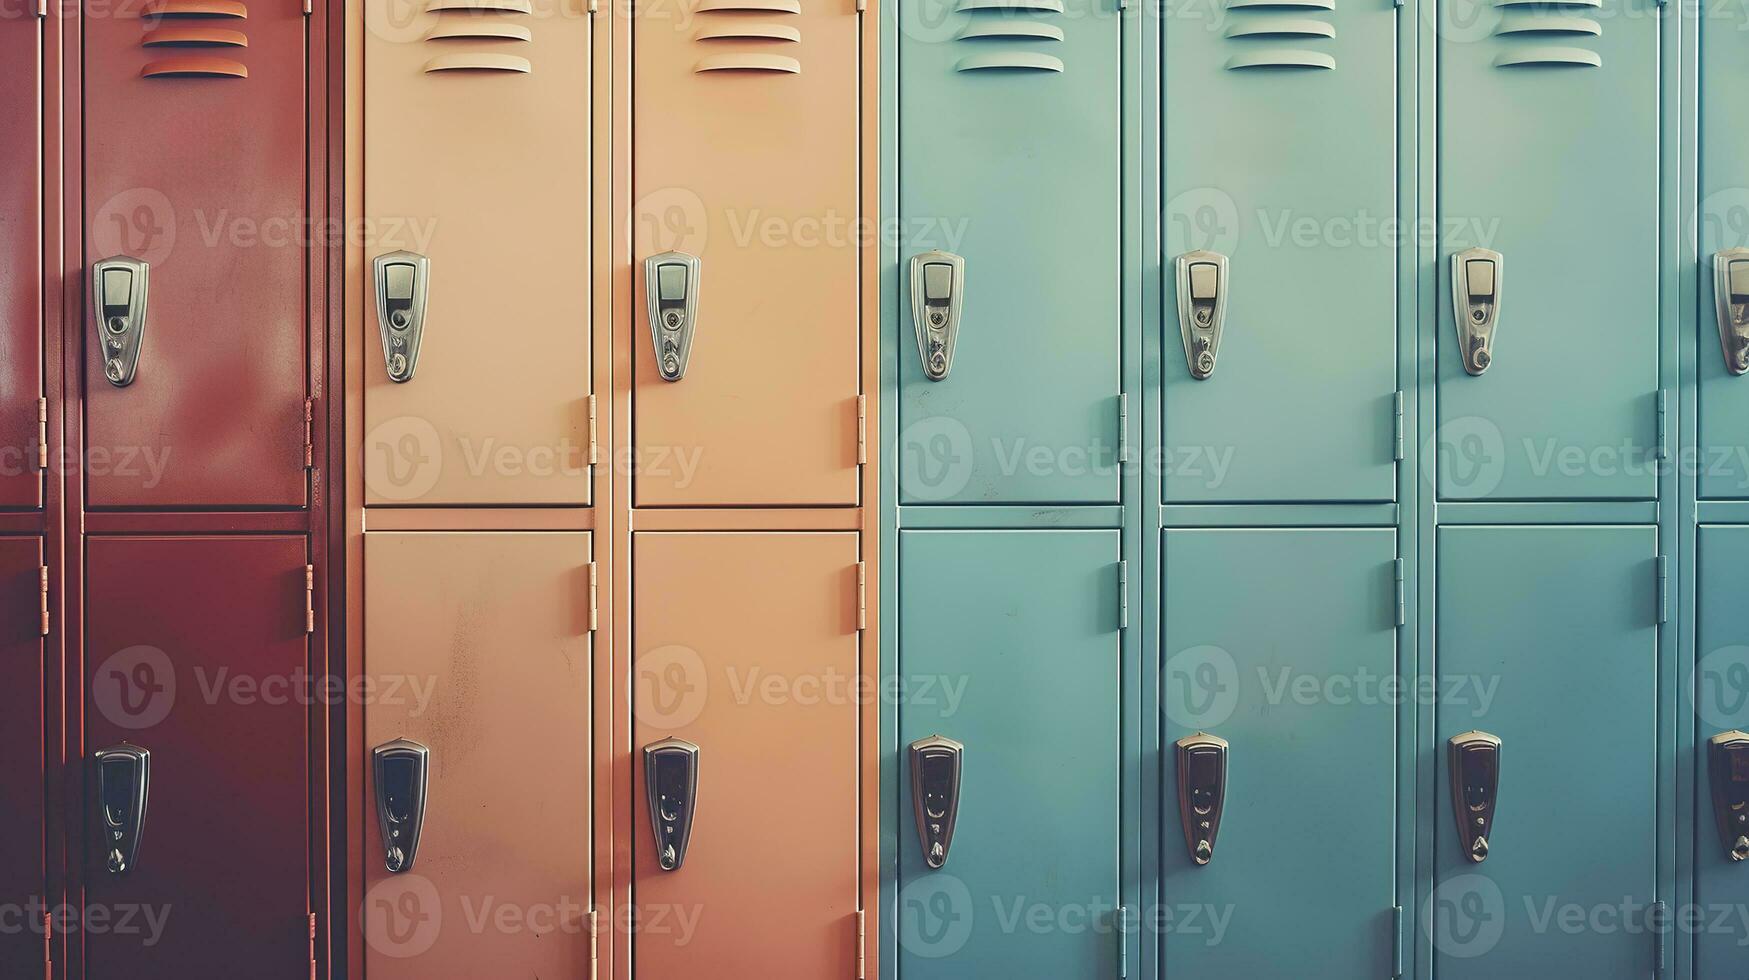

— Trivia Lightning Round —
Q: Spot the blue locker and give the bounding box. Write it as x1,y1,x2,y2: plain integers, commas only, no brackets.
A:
1699,1,1749,498
1695,526,1749,972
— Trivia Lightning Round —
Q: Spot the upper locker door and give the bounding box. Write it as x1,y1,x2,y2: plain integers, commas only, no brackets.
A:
362,532,594,975
83,0,309,509
633,532,859,975
1434,525,1657,977
83,536,310,978
1,12,42,510
631,0,860,507
0,539,44,977
896,530,1120,978
364,0,593,507
1436,0,1659,501
1161,529,1396,976
1698,2,1749,498
897,0,1122,506
1161,0,1396,503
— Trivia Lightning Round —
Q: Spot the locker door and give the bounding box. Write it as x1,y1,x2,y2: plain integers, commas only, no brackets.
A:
362,532,594,975
1436,0,1659,501
83,536,309,977
0,539,44,977
82,0,308,509
1434,525,1657,976
1161,529,1396,976
1,12,42,510
1698,6,1749,498
896,530,1120,978
363,1,593,507
896,0,1122,506
633,532,859,975
1161,0,1397,503
631,4,860,507
1695,526,1749,969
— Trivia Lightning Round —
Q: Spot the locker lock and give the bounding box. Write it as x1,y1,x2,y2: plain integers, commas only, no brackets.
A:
91,256,150,388
373,251,431,384
1709,731,1749,862
1451,248,1502,376
645,737,700,871
1714,249,1749,376
908,250,965,382
644,252,701,382
1448,731,1501,863
1174,251,1228,380
372,738,430,873
908,735,964,869
93,743,150,874
1174,733,1228,865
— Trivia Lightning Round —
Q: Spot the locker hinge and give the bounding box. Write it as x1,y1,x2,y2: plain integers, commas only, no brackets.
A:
1656,388,1669,460
1392,559,1405,628
302,398,315,469
589,0,599,11
1117,560,1129,630
1390,905,1405,977
37,0,46,15
36,397,48,470
308,913,318,980
39,566,49,637
1392,390,1405,461
588,561,600,632
1656,555,1669,624
41,911,50,977
1117,393,1130,466
589,908,600,980
304,565,316,634
1116,904,1128,977
1652,900,1668,973
856,909,867,979
303,0,312,13
857,394,868,465
856,562,868,631
856,0,867,10
587,394,600,466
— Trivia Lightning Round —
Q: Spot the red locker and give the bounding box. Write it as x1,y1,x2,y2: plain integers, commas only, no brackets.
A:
82,536,310,977
0,539,45,976
81,0,309,508
1,11,43,510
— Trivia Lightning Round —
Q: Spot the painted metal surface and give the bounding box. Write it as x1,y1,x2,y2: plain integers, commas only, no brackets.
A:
1161,528,1396,976
0,538,44,977
1696,525,1749,969
1,12,41,511
82,535,309,977
1161,0,1398,504
632,531,860,975
1698,2,1749,499
361,531,594,976
631,1,861,507
895,0,1122,506
1433,525,1657,976
363,0,594,506
895,529,1120,978
1436,0,1660,501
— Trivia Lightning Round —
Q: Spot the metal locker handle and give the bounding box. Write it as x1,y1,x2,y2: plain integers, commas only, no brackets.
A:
1451,248,1503,375
908,735,964,869
644,252,702,382
1448,731,1501,863
908,251,965,382
1715,249,1749,376
93,743,150,874
1174,251,1228,380
91,256,151,388
1709,731,1749,862
644,737,700,871
1174,733,1228,865
373,251,431,384
372,738,430,873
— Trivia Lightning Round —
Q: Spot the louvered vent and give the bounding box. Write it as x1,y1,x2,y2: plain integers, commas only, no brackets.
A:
1221,0,1334,71
139,0,249,79
1491,0,1602,68
424,0,534,74
953,0,1064,73
690,0,801,74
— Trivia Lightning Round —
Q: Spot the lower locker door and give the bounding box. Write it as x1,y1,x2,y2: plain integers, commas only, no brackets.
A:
1434,525,1658,977
362,532,594,976
83,536,310,977
896,530,1120,978
633,532,859,976
1161,529,1396,977
1696,526,1749,969
0,539,44,975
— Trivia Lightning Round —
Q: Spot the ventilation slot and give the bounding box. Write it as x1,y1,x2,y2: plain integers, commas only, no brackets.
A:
421,0,534,75
955,52,1064,70
141,0,248,79
957,20,1063,39
426,0,533,10
694,53,801,72
141,0,247,16
1222,0,1335,71
426,22,534,40
694,0,801,77
1225,0,1336,10
140,54,248,76
952,0,1066,76
425,53,533,71
142,25,248,46
1494,45,1601,66
1490,3,1601,69
696,23,803,41
698,0,804,10
1224,49,1335,69
1224,17,1333,37
1495,12,1599,33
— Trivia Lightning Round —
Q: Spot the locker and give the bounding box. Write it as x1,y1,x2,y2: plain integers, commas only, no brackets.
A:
1433,526,1657,976
82,0,309,509
363,0,594,507
1436,0,1659,501
83,536,309,977
896,530,1121,978
1695,526,1749,968
1161,529,1396,976
632,532,859,975
1698,4,1749,498
1161,0,1397,503
631,2,861,507
895,0,1122,506
0,539,44,977
1,11,42,510
361,532,594,974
